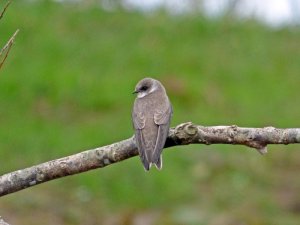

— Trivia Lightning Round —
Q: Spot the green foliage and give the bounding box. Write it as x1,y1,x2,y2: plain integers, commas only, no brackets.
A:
1,1,300,224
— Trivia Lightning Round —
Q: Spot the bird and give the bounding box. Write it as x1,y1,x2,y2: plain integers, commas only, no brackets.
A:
132,78,172,171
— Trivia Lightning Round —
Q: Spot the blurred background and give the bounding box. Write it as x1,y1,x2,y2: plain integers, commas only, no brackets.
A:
1,0,300,224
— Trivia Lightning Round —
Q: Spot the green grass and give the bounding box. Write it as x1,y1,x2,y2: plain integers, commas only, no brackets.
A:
1,1,300,224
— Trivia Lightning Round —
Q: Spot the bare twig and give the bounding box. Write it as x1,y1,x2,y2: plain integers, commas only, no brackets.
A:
0,29,19,70
0,122,300,197
0,0,11,21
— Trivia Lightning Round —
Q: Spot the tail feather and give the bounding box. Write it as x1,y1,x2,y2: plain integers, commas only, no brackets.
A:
143,155,162,171
142,160,150,171
153,155,162,170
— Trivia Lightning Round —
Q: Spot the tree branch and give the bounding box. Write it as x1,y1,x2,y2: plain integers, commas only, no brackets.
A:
0,216,10,225
1,122,300,197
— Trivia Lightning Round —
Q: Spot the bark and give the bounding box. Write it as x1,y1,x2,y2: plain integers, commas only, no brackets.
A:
1,122,300,197
0,217,10,225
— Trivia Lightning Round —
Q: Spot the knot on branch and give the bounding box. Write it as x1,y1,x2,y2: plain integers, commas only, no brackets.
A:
246,141,268,155
174,122,198,144
244,130,268,155
36,168,45,182
95,149,113,166
228,125,238,138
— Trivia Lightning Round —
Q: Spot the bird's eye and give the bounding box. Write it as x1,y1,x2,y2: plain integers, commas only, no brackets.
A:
140,86,148,91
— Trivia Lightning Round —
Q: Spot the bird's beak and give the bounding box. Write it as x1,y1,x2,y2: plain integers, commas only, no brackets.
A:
132,90,138,94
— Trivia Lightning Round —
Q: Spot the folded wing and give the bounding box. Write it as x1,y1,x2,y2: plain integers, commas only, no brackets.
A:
152,103,172,169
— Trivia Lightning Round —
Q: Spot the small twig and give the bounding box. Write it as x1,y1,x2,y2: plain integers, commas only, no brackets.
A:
0,1,18,70
0,29,19,70
0,0,11,21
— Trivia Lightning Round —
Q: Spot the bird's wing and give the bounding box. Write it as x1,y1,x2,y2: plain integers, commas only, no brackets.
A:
152,102,172,169
132,111,150,170
135,128,150,170
154,103,173,125
132,111,145,130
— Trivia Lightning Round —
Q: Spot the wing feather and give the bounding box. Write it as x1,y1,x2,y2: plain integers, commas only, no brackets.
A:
154,103,173,125
132,110,151,170
132,111,145,130
152,103,172,169
135,129,150,171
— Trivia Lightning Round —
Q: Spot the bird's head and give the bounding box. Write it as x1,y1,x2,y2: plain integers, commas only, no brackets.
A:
133,78,159,98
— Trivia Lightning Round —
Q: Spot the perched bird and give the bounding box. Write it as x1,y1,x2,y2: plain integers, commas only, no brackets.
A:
132,78,172,171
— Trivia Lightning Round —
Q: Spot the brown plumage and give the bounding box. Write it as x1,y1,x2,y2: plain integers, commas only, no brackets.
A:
132,78,172,171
